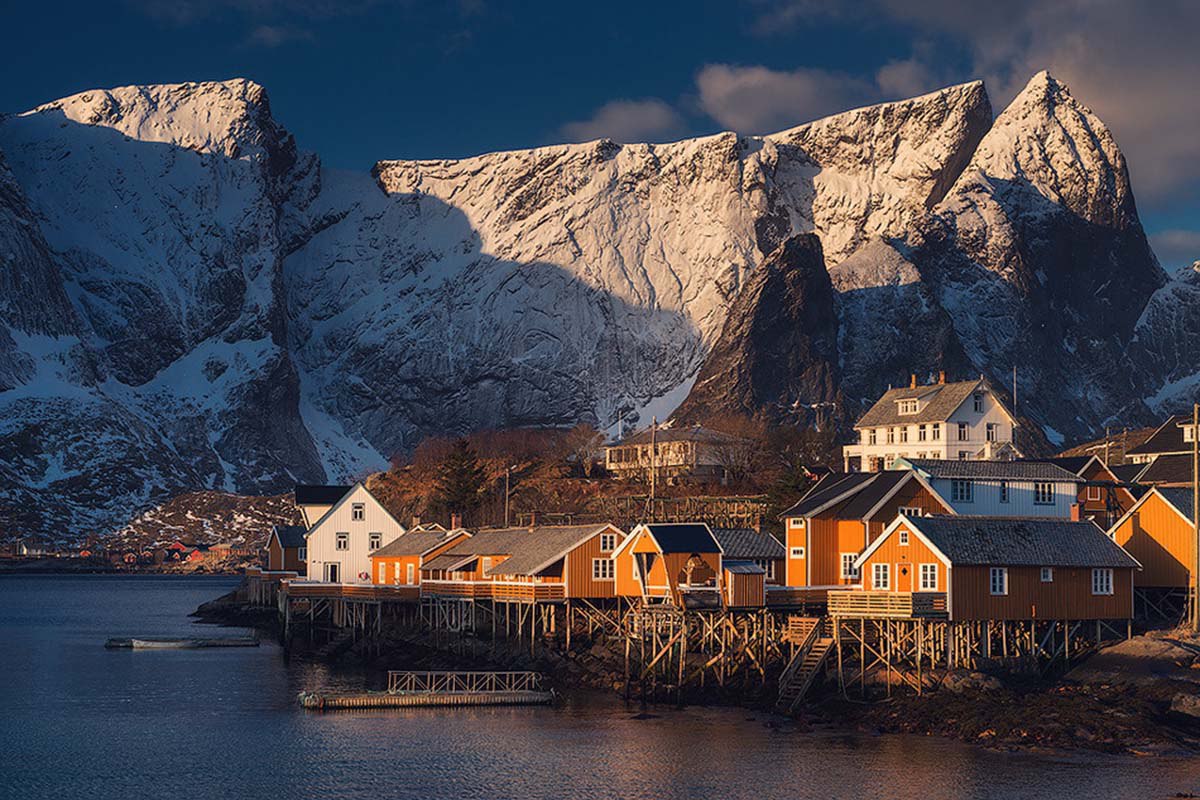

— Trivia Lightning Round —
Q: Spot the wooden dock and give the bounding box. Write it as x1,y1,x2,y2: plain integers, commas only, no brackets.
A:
298,670,554,710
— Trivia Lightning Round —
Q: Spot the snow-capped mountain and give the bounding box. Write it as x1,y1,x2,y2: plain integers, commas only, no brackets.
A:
0,73,1193,539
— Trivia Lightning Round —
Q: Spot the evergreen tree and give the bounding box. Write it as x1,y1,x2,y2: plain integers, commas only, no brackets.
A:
433,438,487,521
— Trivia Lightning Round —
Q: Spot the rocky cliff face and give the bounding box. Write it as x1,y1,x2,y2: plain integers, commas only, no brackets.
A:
0,74,1193,539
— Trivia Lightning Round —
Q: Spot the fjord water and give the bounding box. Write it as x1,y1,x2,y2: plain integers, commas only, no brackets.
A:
2,576,1198,800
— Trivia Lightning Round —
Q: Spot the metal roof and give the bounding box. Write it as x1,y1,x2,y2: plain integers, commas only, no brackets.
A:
854,379,985,428
1134,454,1194,486
838,471,912,518
1126,415,1188,457
272,525,307,549
900,459,1081,482
779,472,877,518
710,528,784,560
909,516,1139,568
641,523,722,554
293,484,352,505
723,560,767,575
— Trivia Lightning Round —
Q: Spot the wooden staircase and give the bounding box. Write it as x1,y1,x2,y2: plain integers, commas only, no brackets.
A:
775,616,834,714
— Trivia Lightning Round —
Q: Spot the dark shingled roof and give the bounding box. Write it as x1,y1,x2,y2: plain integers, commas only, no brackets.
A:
780,472,877,518
711,528,785,560
615,425,741,446
1135,454,1195,486
1021,456,1093,475
854,379,986,428
1158,488,1197,524
1126,416,1189,457
294,484,352,505
482,525,615,576
901,459,1081,482
1111,463,1147,483
272,525,307,549
908,516,1139,568
421,553,476,572
642,523,722,554
371,529,465,557
723,560,766,575
839,471,915,518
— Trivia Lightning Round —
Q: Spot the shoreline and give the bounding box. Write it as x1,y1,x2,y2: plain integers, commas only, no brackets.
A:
190,587,1200,758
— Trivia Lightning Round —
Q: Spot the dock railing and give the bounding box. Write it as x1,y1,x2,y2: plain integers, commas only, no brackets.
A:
387,670,546,695
827,590,947,619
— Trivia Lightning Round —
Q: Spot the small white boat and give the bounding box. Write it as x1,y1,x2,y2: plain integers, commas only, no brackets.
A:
105,636,260,649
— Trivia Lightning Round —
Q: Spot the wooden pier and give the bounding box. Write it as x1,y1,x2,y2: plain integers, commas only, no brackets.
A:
298,671,554,710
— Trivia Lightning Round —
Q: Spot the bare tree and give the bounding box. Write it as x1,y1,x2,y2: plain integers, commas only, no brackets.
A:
707,415,768,487
565,422,605,478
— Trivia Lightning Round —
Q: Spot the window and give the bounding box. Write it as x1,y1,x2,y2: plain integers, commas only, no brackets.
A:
899,399,919,414
394,562,401,584
406,563,415,584
932,423,941,441
867,429,877,445
352,503,365,521
884,454,896,469
986,423,997,442
872,563,890,590
898,529,910,546
1092,568,1114,595
951,479,974,502
919,563,938,591
899,506,922,518
1185,424,1196,443
887,427,896,444
335,532,349,551
841,553,860,580
369,532,382,550
899,427,909,443
918,424,927,442
298,547,307,561
1041,567,1054,583
592,558,615,580
959,451,971,460
754,559,776,580
378,563,387,583
788,518,805,530
1000,481,1009,503
958,422,969,441
974,393,984,413
1086,486,1101,502
481,557,493,575
989,567,1008,596
1034,482,1054,505
600,532,618,552
790,546,806,560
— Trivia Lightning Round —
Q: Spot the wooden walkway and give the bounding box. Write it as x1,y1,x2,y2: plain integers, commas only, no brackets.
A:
298,671,554,710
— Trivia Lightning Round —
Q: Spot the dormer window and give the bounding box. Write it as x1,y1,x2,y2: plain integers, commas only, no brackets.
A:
352,503,365,521
899,399,919,415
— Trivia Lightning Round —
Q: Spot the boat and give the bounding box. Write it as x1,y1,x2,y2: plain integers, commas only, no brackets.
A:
104,636,260,649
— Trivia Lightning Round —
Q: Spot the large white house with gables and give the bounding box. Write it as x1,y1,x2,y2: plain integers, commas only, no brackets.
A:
842,374,1019,472
303,483,407,584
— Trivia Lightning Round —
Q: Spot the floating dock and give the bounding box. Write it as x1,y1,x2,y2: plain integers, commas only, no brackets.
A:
299,670,554,710
104,636,260,649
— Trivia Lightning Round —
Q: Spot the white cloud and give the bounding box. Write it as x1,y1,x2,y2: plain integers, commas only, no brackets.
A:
695,64,873,133
558,99,687,144
1150,230,1200,270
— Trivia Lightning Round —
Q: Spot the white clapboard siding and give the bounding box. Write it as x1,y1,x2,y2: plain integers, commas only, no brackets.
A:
306,484,406,584
932,478,1077,518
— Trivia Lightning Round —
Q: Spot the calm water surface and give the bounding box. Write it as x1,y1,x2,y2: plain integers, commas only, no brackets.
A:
1,575,1198,800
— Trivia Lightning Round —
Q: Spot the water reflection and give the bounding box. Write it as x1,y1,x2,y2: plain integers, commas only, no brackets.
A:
1,575,1197,800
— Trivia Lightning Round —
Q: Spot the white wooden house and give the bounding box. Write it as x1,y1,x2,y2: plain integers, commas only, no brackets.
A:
892,459,1083,518
305,483,407,584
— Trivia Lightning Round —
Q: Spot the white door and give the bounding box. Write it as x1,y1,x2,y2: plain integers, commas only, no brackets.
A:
325,562,341,583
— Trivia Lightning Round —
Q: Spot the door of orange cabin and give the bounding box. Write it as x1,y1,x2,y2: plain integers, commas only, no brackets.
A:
895,562,913,593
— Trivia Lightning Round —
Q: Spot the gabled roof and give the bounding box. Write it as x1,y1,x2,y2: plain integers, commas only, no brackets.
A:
1126,415,1189,457
1110,463,1147,483
854,378,1011,428
723,560,766,575
421,553,477,572
898,458,1081,482
779,472,877,518
1134,453,1194,486
622,523,722,555
1157,488,1197,525
858,515,1140,570
305,482,408,539
1022,455,1097,476
271,525,307,549
482,525,621,577
370,528,469,558
294,484,352,505
711,528,785,560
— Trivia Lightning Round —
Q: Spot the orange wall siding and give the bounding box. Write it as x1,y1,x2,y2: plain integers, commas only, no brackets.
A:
1111,493,1192,588
784,522,807,586
563,526,622,599
371,555,421,586
858,522,947,594
724,570,766,607
267,539,306,573
950,566,1133,621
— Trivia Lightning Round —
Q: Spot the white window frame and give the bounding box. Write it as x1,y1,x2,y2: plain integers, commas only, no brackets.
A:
1086,486,1102,502
898,529,909,546
974,393,984,413
900,427,909,444
599,532,618,552
898,506,921,518
841,553,860,580
989,567,1008,596
999,481,1009,503
919,563,938,591
298,546,307,560
335,532,349,551
918,424,927,442
1034,482,1054,505
754,559,776,580
951,479,974,503
986,422,997,442
899,399,919,415
1092,568,1114,596
352,503,365,521
1041,566,1054,583
394,562,401,584
378,563,387,583
867,429,877,445
790,546,806,560
406,563,415,584
592,558,614,580
369,532,382,551
958,422,970,441
887,427,896,444
872,562,890,591
932,423,941,441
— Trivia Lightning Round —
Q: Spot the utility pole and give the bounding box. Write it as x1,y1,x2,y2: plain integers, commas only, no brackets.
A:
649,416,658,518
1193,402,1199,633
1104,426,1111,467
504,465,514,528
1012,366,1018,417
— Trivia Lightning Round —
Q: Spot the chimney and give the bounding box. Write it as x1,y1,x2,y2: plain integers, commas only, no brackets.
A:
938,370,946,385
1070,503,1081,522
411,514,421,528
450,513,462,530
910,373,918,388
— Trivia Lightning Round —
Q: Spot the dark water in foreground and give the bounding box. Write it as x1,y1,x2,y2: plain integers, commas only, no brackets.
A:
1,576,1198,800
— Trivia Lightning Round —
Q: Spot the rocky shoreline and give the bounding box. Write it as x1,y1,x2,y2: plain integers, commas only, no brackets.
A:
192,590,1200,756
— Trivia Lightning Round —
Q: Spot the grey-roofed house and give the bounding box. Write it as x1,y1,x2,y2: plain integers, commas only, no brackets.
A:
267,524,307,574
613,523,724,607
892,458,1082,519
294,484,352,527
842,374,1019,473
711,527,786,584
1110,487,1196,590
848,515,1140,621
1125,415,1196,464
604,424,743,485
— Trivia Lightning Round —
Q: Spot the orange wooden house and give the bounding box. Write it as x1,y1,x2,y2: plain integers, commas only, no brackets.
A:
613,523,725,608
419,524,626,603
780,470,951,593
369,527,471,591
849,515,1140,621
1108,487,1195,590
266,525,307,574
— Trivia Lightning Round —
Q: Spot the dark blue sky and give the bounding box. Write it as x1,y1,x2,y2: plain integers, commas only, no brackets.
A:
4,0,1198,266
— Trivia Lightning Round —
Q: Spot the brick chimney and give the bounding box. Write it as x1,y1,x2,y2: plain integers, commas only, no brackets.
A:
910,373,918,388
938,370,946,385
1070,503,1081,521
450,513,462,530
